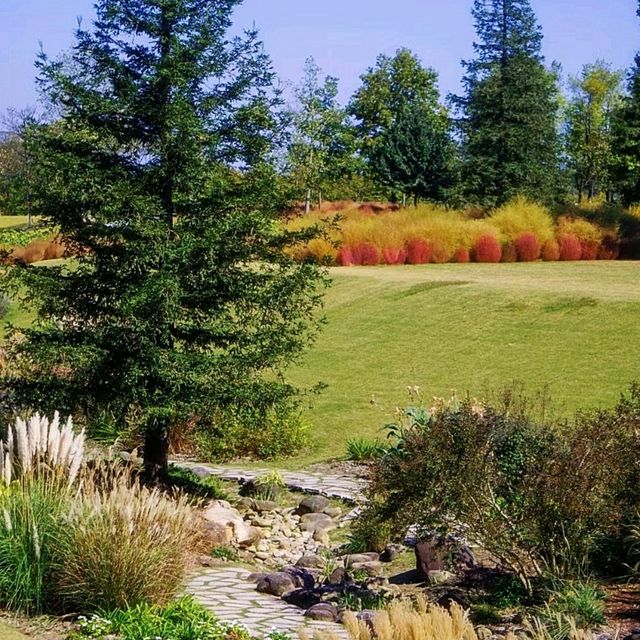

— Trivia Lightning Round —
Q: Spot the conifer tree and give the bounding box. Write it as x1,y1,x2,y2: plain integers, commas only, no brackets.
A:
453,0,561,206
2,0,325,480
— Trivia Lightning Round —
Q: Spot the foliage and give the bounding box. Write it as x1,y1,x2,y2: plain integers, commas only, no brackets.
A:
167,465,228,501
0,227,52,248
543,581,606,627
346,437,386,461
336,588,389,612
453,0,561,206
358,386,640,594
541,239,561,261
0,135,28,216
558,234,583,261
70,596,251,640
472,234,502,262
489,197,555,244
2,0,326,480
515,233,542,262
210,545,239,562
563,61,622,203
55,464,196,612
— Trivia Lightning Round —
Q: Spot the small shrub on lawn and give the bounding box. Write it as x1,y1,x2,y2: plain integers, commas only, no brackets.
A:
456,247,470,263
406,238,431,264
501,242,517,263
382,247,407,265
558,234,582,261
541,239,560,262
167,465,228,500
346,437,386,461
358,243,381,266
579,241,600,261
598,232,619,260
490,197,555,244
211,545,239,562
472,234,502,263
430,239,451,263
337,245,355,266
516,233,541,262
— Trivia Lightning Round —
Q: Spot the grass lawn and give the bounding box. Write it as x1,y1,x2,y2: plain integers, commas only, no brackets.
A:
0,216,35,230
0,622,29,639
287,261,640,465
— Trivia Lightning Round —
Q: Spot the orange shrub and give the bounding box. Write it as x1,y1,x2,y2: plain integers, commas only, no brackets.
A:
406,239,431,265
579,240,600,260
358,243,381,266
541,239,560,261
515,233,541,262
382,247,407,265
22,240,49,263
472,235,502,263
337,246,355,266
43,238,67,260
558,233,582,261
455,247,470,263
501,242,517,263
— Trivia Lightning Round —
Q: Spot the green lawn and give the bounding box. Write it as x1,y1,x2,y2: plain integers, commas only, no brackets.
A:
287,262,640,465
0,216,34,230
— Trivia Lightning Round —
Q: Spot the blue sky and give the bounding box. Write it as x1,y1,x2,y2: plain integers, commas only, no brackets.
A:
1,0,638,114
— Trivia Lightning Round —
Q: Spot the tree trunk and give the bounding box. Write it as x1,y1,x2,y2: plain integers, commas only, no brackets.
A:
143,413,170,483
318,190,323,208
402,193,407,207
305,188,311,214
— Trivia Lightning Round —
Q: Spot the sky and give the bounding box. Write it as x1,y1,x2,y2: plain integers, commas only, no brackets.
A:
1,0,639,115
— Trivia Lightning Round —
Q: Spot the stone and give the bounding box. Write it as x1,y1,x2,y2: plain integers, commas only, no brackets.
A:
296,553,325,569
436,591,470,611
415,535,475,577
282,565,316,589
251,499,279,512
323,506,342,518
203,501,255,545
427,570,456,586
380,544,403,563
344,553,379,568
297,495,330,515
246,572,268,583
282,588,322,609
200,520,233,546
305,603,339,622
256,572,297,597
237,526,262,548
313,530,330,545
476,626,492,640
351,561,383,576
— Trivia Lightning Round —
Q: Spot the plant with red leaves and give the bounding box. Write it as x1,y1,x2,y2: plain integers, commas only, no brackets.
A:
580,240,600,261
472,235,502,263
430,240,451,263
337,246,355,266
382,247,408,265
541,239,560,261
558,234,582,261
501,242,517,263
515,233,541,262
405,239,432,264
359,243,381,266
456,247,470,263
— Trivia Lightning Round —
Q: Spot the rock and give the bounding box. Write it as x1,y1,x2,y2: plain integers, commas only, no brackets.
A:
427,570,456,586
296,553,325,569
283,588,322,609
297,495,330,515
476,626,492,640
252,516,273,528
323,506,342,518
203,501,255,545
344,553,379,568
329,566,349,585
255,552,269,561
237,526,262,548
436,591,470,611
305,603,339,622
282,566,316,589
313,530,331,545
189,465,214,478
197,554,215,567
256,572,297,597
246,572,268,583
351,561,384,576
380,544,403,563
200,520,233,546
300,513,335,533
252,499,279,512
415,536,475,577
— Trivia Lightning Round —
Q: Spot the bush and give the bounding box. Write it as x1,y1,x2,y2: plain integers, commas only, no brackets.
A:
406,239,431,264
515,233,541,262
490,197,555,244
472,235,502,263
541,239,560,262
346,437,386,461
558,234,582,261
455,247,470,263
501,242,517,263
337,245,355,266
55,465,196,611
544,581,606,627
358,243,381,266
382,247,407,265
430,240,451,263
598,233,619,260
167,465,228,500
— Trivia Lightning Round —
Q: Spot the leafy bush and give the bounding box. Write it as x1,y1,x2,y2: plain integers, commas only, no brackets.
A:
490,197,555,245
544,581,605,627
472,235,502,263
357,243,382,266
501,242,517,263
541,239,560,262
167,465,228,500
406,238,431,264
346,437,386,461
359,387,640,594
516,233,541,262
0,294,10,318
0,227,52,248
382,246,407,265
337,245,355,266
55,464,196,612
456,247,470,263
598,232,619,260
558,234,582,261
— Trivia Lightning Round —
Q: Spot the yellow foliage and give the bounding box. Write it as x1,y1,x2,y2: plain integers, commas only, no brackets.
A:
489,197,555,244
557,217,603,243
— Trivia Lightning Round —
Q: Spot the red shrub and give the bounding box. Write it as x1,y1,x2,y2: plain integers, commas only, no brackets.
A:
382,247,408,265
598,233,619,260
430,241,450,264
455,247,470,263
406,239,432,265
501,242,517,263
541,239,560,261
472,235,502,263
558,233,582,261
337,246,355,266
358,243,381,266
580,240,600,261
515,233,541,262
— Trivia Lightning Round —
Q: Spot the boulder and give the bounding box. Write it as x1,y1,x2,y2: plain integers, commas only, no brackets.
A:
199,520,232,546
283,588,322,609
203,501,255,545
297,495,330,515
350,560,383,576
380,544,403,563
344,553,379,568
296,553,325,569
282,566,316,589
427,570,456,586
300,512,335,533
237,526,262,548
415,536,475,578
246,572,268,583
256,572,297,597
252,499,280,513
323,506,342,518
305,603,339,622
313,530,331,545
328,567,349,585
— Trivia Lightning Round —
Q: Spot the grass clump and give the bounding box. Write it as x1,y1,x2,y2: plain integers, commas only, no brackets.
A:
345,437,386,461
490,197,555,245
167,465,228,500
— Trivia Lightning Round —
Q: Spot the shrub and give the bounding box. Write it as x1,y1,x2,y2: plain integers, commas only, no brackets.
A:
337,245,355,266
0,294,10,319
541,239,560,262
346,437,386,461
167,465,228,500
501,242,517,263
544,581,606,627
455,247,470,263
382,247,407,265
406,239,431,264
430,240,451,263
55,464,196,611
472,235,502,263
490,197,555,244
598,233,619,260
557,217,602,245
558,234,582,261
515,233,541,262
579,241,600,261
358,243,381,266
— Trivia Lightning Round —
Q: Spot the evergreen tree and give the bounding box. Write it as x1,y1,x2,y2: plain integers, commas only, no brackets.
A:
2,0,325,480
286,58,355,212
564,61,622,203
453,0,561,206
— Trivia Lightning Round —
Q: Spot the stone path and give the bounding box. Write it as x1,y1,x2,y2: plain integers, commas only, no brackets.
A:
176,461,367,504
185,566,349,639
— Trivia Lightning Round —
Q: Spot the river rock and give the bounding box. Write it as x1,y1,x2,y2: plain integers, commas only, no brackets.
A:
297,495,330,515
283,588,322,609
203,501,255,545
256,572,297,597
305,603,339,622
296,553,325,569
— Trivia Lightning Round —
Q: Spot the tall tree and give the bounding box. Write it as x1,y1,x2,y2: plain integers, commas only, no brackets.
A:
349,48,449,201
286,58,355,212
564,61,622,202
453,0,561,206
2,0,325,480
